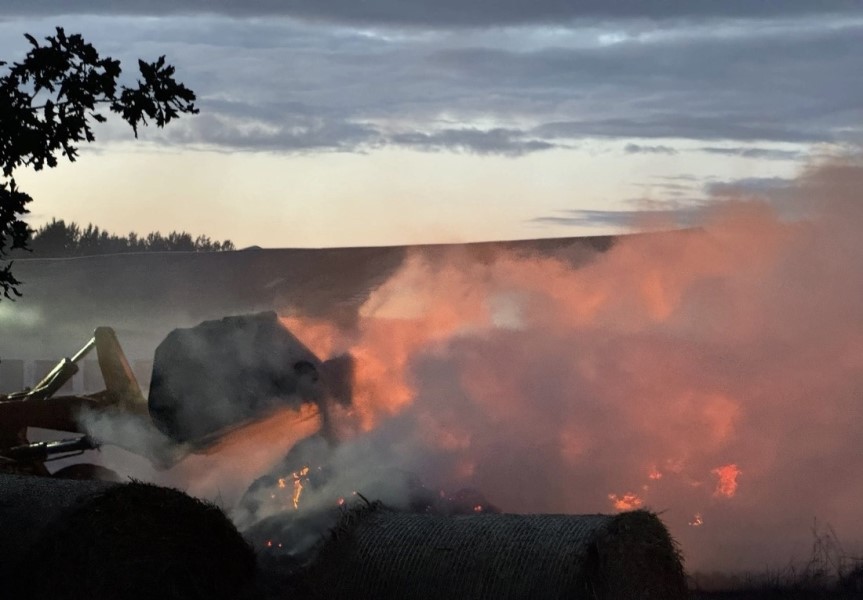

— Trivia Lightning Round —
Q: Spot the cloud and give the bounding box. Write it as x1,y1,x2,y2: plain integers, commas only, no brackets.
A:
624,143,678,155
435,23,863,144
698,146,804,161
158,114,558,156
532,205,707,229
536,117,820,144
2,0,861,26
2,13,861,154
637,182,697,193
531,173,809,231
161,113,381,153
388,128,557,156
706,176,794,197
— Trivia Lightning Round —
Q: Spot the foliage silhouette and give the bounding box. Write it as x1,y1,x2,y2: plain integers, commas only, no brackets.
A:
18,218,235,256
0,27,198,299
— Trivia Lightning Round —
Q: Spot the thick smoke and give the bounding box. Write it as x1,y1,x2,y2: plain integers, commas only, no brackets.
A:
76,402,322,511
72,159,863,572
270,158,863,572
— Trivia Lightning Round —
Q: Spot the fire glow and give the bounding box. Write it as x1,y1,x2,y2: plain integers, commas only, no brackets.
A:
608,492,644,511
291,466,310,510
711,464,741,499
241,160,863,572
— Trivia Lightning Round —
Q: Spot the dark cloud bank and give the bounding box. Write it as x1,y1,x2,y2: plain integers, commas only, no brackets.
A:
3,0,861,25
3,4,861,157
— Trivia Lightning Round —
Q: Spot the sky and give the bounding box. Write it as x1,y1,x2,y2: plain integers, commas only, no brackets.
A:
2,2,862,247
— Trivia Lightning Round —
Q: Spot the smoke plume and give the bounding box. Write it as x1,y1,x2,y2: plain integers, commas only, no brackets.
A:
272,158,863,572
73,158,863,573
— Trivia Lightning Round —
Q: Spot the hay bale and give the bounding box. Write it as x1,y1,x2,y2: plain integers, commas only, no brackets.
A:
148,311,325,444
0,473,256,600
297,506,686,600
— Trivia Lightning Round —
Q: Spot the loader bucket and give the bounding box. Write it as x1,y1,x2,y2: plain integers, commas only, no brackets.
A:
94,326,147,414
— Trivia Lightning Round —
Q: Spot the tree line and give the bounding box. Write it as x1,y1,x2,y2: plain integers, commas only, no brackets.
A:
10,218,235,257
1,27,198,298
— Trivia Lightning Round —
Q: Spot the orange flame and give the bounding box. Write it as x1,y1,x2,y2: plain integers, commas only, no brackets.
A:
711,464,741,498
278,315,416,430
292,466,310,509
278,253,503,432
608,492,644,511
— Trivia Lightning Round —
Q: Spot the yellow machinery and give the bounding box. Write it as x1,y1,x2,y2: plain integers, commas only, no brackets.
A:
0,327,146,476
0,312,351,478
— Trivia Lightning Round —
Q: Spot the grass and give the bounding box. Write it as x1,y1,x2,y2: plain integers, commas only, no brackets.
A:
689,521,863,599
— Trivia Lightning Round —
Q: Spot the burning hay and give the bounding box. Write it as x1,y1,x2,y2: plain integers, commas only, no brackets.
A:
243,433,684,597
292,506,686,600
0,473,256,600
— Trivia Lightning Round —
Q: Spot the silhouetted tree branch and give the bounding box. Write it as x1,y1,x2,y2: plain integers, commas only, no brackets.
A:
0,27,198,299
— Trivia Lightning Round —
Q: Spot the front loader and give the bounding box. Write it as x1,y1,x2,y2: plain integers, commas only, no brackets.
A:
0,311,352,478
0,326,146,476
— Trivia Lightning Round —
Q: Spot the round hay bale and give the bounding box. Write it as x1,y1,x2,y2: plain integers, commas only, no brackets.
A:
0,473,256,600
148,311,325,444
51,463,122,481
298,506,686,600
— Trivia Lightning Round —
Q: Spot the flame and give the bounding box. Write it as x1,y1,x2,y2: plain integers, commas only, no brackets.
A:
648,465,663,480
277,478,286,489
165,403,319,505
473,504,483,512
279,253,498,432
608,492,644,511
689,513,704,527
711,464,741,498
278,315,340,359
292,466,310,509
